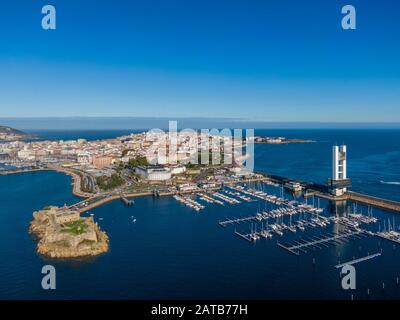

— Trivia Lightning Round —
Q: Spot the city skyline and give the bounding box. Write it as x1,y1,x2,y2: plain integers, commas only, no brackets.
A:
1,0,400,121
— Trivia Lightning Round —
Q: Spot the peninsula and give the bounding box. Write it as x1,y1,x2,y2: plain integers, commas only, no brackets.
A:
253,136,315,144
0,126,30,141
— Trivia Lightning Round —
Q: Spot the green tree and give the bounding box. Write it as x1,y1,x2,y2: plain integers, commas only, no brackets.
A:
128,156,150,167
96,173,124,191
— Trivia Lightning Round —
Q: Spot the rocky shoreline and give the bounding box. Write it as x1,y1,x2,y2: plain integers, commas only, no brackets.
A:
254,136,316,144
29,206,109,259
0,125,31,141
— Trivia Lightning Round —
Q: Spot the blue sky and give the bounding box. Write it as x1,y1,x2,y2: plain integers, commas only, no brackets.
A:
0,0,399,121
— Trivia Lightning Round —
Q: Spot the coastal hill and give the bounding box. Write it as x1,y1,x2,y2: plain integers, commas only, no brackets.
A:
0,125,29,141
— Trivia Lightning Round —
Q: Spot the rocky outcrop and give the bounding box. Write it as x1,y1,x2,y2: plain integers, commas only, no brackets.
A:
0,125,30,141
29,207,109,259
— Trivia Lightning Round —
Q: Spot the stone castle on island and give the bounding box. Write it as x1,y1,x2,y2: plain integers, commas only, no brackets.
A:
30,206,109,259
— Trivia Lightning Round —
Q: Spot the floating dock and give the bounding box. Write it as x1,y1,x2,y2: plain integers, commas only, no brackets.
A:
277,230,369,256
219,216,256,227
235,230,252,242
334,252,382,269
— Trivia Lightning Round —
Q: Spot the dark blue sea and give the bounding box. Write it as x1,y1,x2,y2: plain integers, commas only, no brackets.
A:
2,129,400,299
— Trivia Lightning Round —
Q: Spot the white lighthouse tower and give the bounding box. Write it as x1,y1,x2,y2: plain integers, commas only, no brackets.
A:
331,145,350,196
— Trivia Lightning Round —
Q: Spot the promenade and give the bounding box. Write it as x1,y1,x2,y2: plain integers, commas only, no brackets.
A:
46,165,94,198
0,168,50,175
0,165,94,198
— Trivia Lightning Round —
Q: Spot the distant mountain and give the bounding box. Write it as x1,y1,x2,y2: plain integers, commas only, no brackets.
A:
0,126,30,141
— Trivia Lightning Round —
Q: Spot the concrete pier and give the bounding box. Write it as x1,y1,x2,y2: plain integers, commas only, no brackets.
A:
277,230,368,256
347,191,400,213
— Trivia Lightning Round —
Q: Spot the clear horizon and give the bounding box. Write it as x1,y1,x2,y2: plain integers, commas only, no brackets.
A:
3,117,400,130
1,0,399,121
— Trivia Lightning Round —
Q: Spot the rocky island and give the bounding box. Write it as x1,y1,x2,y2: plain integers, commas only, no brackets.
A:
253,136,316,144
29,206,109,259
0,125,30,141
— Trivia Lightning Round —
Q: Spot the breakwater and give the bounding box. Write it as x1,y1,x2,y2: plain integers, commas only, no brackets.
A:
347,191,400,213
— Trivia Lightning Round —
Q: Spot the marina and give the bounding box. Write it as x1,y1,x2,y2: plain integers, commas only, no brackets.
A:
376,217,400,244
198,193,225,205
173,195,205,211
219,187,382,257
224,190,254,202
277,229,370,256
234,223,273,242
212,192,241,204
218,182,382,241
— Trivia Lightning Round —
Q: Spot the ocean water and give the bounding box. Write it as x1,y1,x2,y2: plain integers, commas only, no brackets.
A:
1,129,400,299
253,129,400,201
